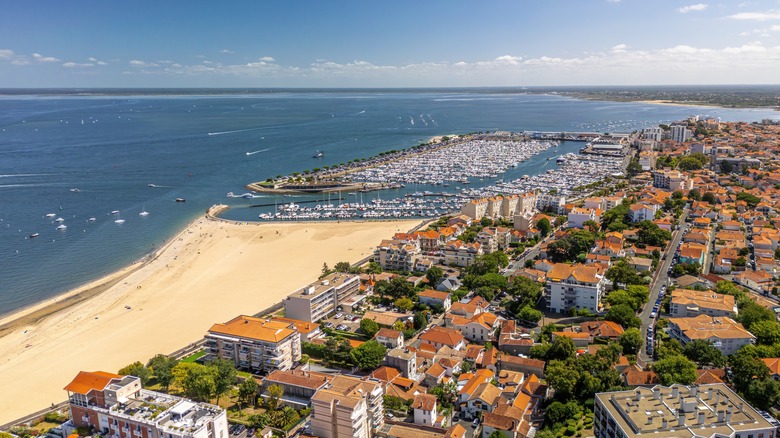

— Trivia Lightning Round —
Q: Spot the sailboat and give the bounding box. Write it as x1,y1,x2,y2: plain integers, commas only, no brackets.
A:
139,206,150,217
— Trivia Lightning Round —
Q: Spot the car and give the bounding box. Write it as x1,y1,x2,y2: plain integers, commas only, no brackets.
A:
472,419,480,428
650,312,657,318
647,327,653,333
387,412,394,419
335,313,343,319
325,322,334,328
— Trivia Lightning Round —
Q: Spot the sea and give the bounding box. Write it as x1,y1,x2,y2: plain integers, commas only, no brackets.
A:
0,88,777,317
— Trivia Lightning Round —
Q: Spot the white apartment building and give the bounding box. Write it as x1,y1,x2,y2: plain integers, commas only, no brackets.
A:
594,384,775,438
284,272,360,322
205,315,302,373
642,127,664,142
547,263,605,314
653,170,693,191
536,193,566,214
667,315,755,356
671,125,693,143
669,289,737,318
63,371,228,438
310,375,384,438
567,207,597,229
374,238,421,272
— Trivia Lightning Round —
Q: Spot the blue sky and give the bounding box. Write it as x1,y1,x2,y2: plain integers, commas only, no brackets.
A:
2,0,780,87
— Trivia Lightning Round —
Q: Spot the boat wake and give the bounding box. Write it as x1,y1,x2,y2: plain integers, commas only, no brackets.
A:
208,127,265,136
246,148,272,156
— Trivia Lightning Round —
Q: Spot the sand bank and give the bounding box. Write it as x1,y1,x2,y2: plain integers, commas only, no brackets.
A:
0,214,420,423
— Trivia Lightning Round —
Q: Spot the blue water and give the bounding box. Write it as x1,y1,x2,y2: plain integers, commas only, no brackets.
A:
0,90,777,316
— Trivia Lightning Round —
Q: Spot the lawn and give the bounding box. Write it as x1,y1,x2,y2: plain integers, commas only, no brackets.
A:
181,350,206,363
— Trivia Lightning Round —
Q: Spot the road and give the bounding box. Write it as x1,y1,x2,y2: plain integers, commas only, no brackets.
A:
637,209,688,364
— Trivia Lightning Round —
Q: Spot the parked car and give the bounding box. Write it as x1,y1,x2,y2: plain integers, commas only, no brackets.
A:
472,419,480,428
650,312,657,318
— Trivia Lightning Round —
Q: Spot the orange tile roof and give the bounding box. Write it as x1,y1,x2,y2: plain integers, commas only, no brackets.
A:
209,315,296,343
63,371,122,395
412,393,437,411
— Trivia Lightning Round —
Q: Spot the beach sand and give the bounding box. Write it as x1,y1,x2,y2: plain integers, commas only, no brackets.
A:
0,213,420,423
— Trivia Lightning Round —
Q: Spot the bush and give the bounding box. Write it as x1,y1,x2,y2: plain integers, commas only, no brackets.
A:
565,426,576,436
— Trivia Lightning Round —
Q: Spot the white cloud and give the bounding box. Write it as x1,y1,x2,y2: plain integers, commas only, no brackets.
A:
63,62,94,68
729,10,780,20
611,44,628,53
220,49,234,54
0,49,15,59
772,24,780,31
129,60,159,67
678,3,708,13
258,56,275,62
88,57,108,65
607,0,621,3
11,59,30,66
32,53,60,62
493,55,522,65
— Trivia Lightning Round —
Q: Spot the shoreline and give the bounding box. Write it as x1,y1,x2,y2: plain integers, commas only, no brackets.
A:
0,209,420,422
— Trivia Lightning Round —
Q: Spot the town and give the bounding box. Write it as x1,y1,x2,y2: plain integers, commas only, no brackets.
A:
8,116,780,438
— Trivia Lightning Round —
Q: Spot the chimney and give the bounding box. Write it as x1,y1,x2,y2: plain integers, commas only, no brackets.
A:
708,387,714,400
714,391,720,406
635,390,641,401
738,403,743,412
672,386,679,398
690,385,699,397
647,414,654,425
726,407,732,423
697,411,706,425
661,418,668,429
717,410,725,423
653,388,661,399
678,411,686,427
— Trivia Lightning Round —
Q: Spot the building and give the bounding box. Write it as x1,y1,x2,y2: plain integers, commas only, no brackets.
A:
412,393,439,427
667,315,755,355
375,239,421,272
546,263,605,314
375,328,405,349
669,289,737,318
536,193,566,214
310,375,384,438
418,289,452,312
653,170,693,191
670,125,692,143
594,383,776,438
63,371,228,438
261,369,333,407
642,127,663,142
567,207,597,229
419,326,467,351
386,348,419,380
284,272,360,322
205,315,302,373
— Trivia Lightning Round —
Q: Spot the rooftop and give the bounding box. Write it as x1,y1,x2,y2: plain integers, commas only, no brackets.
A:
208,315,297,343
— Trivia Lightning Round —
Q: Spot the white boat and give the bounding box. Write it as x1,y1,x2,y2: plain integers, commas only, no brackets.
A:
111,210,120,215
87,217,96,222
139,209,149,217
56,224,67,230
115,219,126,224
55,217,65,222
45,213,56,218
70,188,80,193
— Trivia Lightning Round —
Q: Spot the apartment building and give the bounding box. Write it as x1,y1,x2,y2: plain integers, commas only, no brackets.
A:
669,289,737,318
62,371,227,438
653,170,693,191
546,263,605,314
594,384,775,438
667,315,755,355
443,240,483,267
310,375,384,438
205,315,302,373
284,272,360,322
567,207,597,229
418,289,452,312
670,125,692,143
374,238,421,272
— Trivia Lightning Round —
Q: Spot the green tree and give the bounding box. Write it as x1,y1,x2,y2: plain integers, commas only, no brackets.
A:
606,260,644,288
678,156,703,171
681,339,725,368
360,318,380,338
537,217,552,237
209,359,237,406
736,191,761,208
750,320,780,346
321,262,330,277
118,361,151,385
702,192,717,204
517,305,543,324
383,277,416,299
688,188,702,202
413,312,428,330
545,360,580,399
720,160,734,173
265,384,284,411
173,362,216,401
545,400,582,427
334,261,352,273
653,355,697,385
548,336,577,361
626,158,643,177
618,328,643,355
146,354,179,391
605,304,641,328
745,378,780,410
394,297,414,312
737,301,775,331
350,340,387,370
730,353,770,392
238,377,259,409
425,266,444,286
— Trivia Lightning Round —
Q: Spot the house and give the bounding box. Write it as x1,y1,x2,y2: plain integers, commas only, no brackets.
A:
621,365,659,387
436,275,462,292
449,296,489,319
629,203,657,223
418,289,452,312
579,320,624,340
498,356,546,378
669,289,737,317
679,242,706,265
375,328,405,350
412,393,440,427
734,269,774,293
761,358,780,380
386,348,419,380
626,256,653,272
443,240,483,267
712,248,739,274
552,331,592,347
419,326,467,351
568,207,597,229
262,369,334,407
448,312,501,344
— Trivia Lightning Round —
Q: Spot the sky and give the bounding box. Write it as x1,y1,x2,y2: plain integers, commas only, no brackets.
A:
2,0,780,88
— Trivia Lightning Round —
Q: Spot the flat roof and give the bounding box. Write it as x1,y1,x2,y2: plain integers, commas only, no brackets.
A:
288,272,358,300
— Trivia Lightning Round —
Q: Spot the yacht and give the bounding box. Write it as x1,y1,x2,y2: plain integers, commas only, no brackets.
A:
312,150,325,158
56,224,67,231
115,219,126,224
110,210,120,215
87,217,97,222
175,198,186,202
29,233,39,238
139,208,150,217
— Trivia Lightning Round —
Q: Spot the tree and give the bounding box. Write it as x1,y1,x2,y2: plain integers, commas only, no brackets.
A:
265,384,284,411
425,266,444,286
394,297,414,312
605,304,641,328
682,340,725,368
384,277,416,300
688,188,702,202
626,158,643,177
736,191,761,208
146,354,179,391
517,305,543,324
720,160,734,173
606,261,644,288
545,400,582,427
745,377,780,410
237,377,259,409
618,328,643,355
545,360,580,399
360,318,380,338
547,336,576,361
636,220,672,247
702,191,717,204
537,217,552,237
173,362,216,401
209,359,237,406
334,261,352,273
737,301,775,331
653,355,697,385
413,312,428,330
678,156,703,171
350,340,387,370
118,361,151,385
751,320,780,346
321,262,330,276
730,353,770,392
583,220,600,232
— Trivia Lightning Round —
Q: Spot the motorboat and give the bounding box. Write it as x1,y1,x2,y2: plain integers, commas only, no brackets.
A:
312,150,325,158
56,224,67,230
111,210,120,215
29,233,39,238
115,219,126,224
175,198,186,202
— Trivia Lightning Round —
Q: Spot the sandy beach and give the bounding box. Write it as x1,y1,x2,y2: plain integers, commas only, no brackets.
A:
0,211,420,423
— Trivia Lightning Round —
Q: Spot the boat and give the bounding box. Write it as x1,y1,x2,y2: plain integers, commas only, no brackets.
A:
69,188,80,193
115,219,126,224
148,184,159,188
29,233,39,238
556,156,566,164
55,217,65,222
45,213,56,218
56,224,67,230
175,198,186,202
111,210,120,215
87,217,96,222
241,193,254,199
139,208,150,217
312,150,325,158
